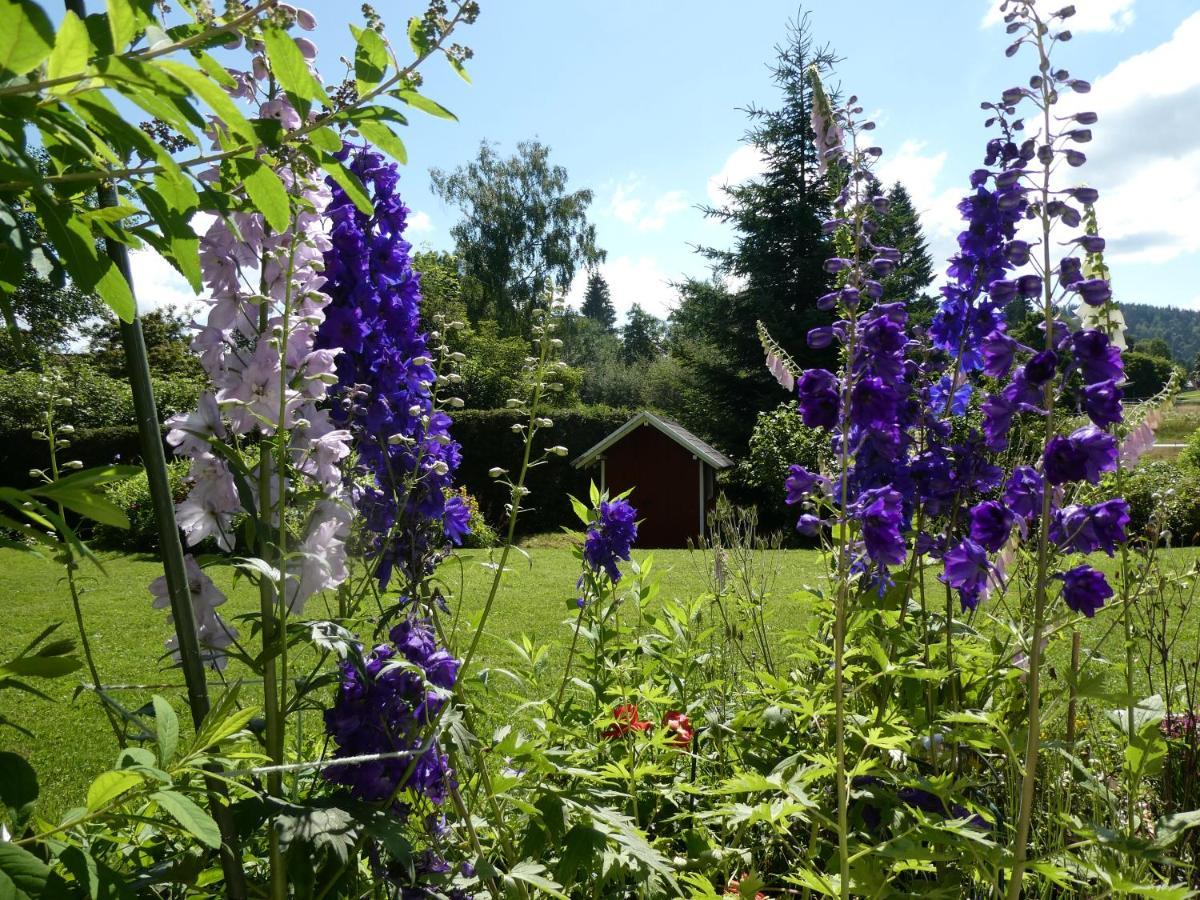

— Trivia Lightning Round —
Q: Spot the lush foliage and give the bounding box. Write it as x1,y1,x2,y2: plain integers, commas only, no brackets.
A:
6,1,1200,898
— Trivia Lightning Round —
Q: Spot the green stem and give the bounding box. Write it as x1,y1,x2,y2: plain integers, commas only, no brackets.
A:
1007,23,1059,894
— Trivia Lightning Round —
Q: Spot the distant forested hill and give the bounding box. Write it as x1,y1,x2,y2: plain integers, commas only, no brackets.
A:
1122,303,1200,366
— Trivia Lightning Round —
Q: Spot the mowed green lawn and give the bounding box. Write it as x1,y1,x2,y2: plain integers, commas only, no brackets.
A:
2,542,1196,818
0,544,825,817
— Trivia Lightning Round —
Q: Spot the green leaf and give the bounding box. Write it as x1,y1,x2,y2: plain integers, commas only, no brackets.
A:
396,89,457,121
448,55,471,83
234,157,291,233
0,0,56,76
151,790,221,848
46,10,91,92
0,751,38,817
504,861,568,899
406,17,431,57
0,655,81,679
352,23,387,96
0,843,50,899
86,769,143,810
320,156,372,215
38,464,140,493
308,125,342,153
157,58,256,144
261,25,329,105
31,481,129,528
152,695,178,765
106,0,146,51
354,119,407,164
1153,809,1200,849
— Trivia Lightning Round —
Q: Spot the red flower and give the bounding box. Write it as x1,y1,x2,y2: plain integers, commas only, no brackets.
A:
602,703,652,739
663,711,694,748
725,875,767,898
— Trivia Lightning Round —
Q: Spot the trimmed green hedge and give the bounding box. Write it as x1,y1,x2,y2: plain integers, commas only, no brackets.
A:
451,407,633,535
0,407,638,537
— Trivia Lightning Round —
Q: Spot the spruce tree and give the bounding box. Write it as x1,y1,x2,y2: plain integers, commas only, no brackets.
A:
872,182,936,323
580,269,617,332
668,12,840,451
621,303,664,365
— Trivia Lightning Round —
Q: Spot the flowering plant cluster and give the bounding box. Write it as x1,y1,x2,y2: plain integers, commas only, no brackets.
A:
317,148,469,593
324,616,458,806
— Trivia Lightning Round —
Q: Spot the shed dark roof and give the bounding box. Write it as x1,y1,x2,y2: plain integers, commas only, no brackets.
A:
571,411,733,470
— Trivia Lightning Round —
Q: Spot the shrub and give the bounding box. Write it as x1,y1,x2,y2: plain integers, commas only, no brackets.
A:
449,486,497,548
1179,426,1200,473
1119,460,1200,546
92,458,192,550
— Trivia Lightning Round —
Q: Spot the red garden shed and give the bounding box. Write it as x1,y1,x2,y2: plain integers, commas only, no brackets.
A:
571,411,734,548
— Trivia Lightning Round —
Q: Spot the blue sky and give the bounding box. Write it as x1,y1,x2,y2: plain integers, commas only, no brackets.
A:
135,0,1200,324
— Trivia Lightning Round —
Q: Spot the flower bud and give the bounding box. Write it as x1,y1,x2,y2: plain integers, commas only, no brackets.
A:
547,445,568,457
63,460,83,470
489,467,507,478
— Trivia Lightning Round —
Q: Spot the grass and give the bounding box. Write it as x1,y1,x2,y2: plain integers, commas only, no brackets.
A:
2,542,1196,819
0,544,824,818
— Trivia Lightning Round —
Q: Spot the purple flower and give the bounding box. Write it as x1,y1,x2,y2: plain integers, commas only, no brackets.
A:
1076,278,1111,306
785,465,822,504
1050,499,1129,556
857,487,906,567
1043,425,1117,485
1024,350,1059,386
1004,466,1044,520
1071,330,1124,385
584,498,638,583
316,148,467,590
796,369,841,429
1057,565,1112,617
1082,380,1123,428
942,539,991,611
980,331,1020,379
969,501,1014,553
325,616,458,806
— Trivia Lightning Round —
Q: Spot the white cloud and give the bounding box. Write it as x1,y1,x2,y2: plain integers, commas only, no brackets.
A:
607,178,690,232
982,0,1135,33
875,139,963,264
706,145,768,206
568,255,678,320
408,210,433,233
127,247,202,317
1058,12,1200,267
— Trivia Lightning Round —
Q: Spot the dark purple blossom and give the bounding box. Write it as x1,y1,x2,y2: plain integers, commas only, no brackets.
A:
858,487,906,567
325,617,458,805
1082,380,1123,427
584,498,638,583
1057,565,1112,617
969,501,1014,552
942,539,991,611
1050,499,1129,556
1071,330,1124,385
796,369,841,429
1004,466,1044,520
1043,425,1117,485
316,148,466,590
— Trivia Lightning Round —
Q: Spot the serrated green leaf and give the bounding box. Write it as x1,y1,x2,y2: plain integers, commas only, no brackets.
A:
0,0,56,76
235,156,291,233
353,23,387,96
261,25,329,105
151,790,220,848
308,125,342,153
47,10,91,92
354,119,406,164
86,769,143,810
152,695,178,765
406,17,431,57
321,156,372,215
0,842,50,898
504,861,568,899
396,89,456,121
